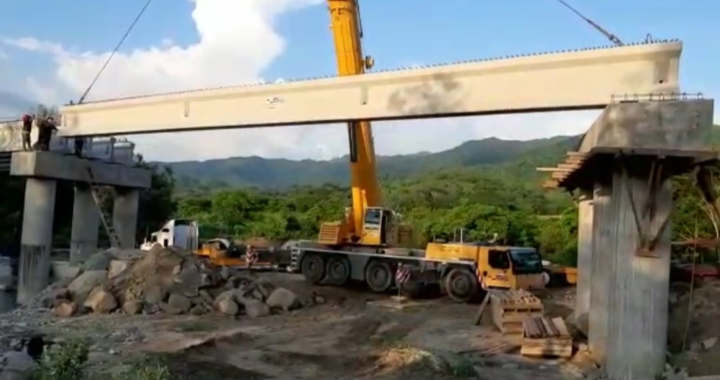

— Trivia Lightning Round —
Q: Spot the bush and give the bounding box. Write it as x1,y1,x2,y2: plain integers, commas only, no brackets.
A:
114,363,171,380
31,340,89,380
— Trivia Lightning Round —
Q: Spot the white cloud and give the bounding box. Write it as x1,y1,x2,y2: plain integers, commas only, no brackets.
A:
0,49,8,61
2,0,598,162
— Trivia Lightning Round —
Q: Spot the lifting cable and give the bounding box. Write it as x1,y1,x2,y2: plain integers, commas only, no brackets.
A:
77,0,154,104
554,0,624,46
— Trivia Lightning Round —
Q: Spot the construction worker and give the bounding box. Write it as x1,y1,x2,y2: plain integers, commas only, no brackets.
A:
36,116,58,151
74,137,85,157
21,113,33,151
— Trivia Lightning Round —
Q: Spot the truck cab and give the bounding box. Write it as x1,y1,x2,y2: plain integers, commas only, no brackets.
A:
424,242,545,291
140,219,199,251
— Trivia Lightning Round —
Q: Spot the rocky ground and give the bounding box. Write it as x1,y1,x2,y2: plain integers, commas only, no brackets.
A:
0,246,716,379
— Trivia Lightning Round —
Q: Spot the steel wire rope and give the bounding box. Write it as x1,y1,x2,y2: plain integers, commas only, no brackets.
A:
77,0,154,104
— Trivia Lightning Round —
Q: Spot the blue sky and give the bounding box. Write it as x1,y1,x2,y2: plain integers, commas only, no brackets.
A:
0,0,717,161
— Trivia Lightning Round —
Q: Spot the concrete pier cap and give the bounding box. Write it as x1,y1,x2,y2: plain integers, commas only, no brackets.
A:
539,98,716,379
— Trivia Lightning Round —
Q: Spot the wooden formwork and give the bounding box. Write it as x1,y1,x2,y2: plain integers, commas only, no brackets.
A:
490,289,543,335
521,316,573,358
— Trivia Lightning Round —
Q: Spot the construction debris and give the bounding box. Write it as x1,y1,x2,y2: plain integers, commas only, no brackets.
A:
668,279,720,376
26,245,319,319
521,316,573,358
491,289,543,335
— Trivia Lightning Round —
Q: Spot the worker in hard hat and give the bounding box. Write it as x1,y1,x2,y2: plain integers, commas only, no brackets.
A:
21,113,33,151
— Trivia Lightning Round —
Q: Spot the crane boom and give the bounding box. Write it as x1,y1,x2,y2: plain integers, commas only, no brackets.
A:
328,0,381,239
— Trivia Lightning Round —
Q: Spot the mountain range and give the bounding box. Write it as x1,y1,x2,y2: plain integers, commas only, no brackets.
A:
162,134,582,190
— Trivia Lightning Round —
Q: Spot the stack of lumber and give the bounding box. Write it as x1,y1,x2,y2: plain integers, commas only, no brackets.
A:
490,289,543,334
521,316,573,358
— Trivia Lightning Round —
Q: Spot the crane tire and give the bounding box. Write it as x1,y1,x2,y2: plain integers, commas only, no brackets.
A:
326,256,351,285
365,260,393,293
301,254,326,284
445,268,479,303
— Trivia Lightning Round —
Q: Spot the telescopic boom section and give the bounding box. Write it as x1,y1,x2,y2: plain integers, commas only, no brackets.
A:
328,0,381,238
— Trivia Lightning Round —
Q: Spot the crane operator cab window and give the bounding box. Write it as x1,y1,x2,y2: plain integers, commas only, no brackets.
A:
364,208,382,231
364,207,394,245
488,249,511,270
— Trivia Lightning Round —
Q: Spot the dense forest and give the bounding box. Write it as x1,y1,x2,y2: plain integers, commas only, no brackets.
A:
1,126,719,268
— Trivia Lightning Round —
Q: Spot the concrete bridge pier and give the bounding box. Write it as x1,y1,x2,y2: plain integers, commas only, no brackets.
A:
9,151,152,302
602,165,672,379
69,184,100,265
539,99,715,379
588,181,614,364
17,178,56,305
113,188,140,249
574,188,594,333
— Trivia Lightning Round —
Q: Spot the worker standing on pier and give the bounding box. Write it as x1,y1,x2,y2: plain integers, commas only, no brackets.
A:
21,113,33,151
37,116,57,151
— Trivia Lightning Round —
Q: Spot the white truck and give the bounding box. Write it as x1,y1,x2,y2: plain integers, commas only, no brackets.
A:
140,219,200,251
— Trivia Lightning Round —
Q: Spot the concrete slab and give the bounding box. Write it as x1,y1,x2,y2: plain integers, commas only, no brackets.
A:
10,151,151,188
579,99,714,152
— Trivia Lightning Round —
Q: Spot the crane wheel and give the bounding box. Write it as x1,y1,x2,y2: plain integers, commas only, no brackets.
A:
445,268,479,303
301,254,326,284
365,260,393,293
326,256,351,285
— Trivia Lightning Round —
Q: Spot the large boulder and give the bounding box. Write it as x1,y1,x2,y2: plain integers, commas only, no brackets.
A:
68,270,108,304
167,293,191,314
81,249,116,272
123,300,143,315
266,287,299,312
84,286,117,314
0,351,37,380
244,299,270,318
52,301,77,318
108,260,132,279
216,298,239,316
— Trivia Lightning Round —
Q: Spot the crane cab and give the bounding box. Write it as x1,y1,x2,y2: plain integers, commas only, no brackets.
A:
360,207,410,246
318,207,411,247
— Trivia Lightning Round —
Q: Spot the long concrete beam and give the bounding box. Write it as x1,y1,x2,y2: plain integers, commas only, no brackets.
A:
59,40,682,137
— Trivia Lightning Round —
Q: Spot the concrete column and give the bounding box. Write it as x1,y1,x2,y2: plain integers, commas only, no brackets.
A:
69,184,100,265
574,188,594,333
17,178,56,305
588,181,615,364
605,171,671,380
113,188,140,249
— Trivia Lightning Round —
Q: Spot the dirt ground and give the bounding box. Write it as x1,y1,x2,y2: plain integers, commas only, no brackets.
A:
0,272,591,379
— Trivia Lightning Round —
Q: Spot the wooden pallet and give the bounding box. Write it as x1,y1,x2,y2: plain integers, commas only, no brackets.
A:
521,316,573,358
490,289,543,335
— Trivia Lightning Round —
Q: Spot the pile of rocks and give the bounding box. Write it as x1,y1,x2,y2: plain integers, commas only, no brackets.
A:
30,245,317,319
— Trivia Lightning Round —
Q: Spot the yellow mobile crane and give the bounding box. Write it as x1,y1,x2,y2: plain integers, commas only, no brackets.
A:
316,0,410,249
291,0,546,302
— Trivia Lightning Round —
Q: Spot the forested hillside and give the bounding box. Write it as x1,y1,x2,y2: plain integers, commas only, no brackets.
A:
165,135,581,190
2,129,719,269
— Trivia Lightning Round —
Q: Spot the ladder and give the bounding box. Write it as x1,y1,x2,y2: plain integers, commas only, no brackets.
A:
85,166,122,249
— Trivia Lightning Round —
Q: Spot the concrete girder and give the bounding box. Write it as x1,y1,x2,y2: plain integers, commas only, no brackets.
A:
59,41,681,137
